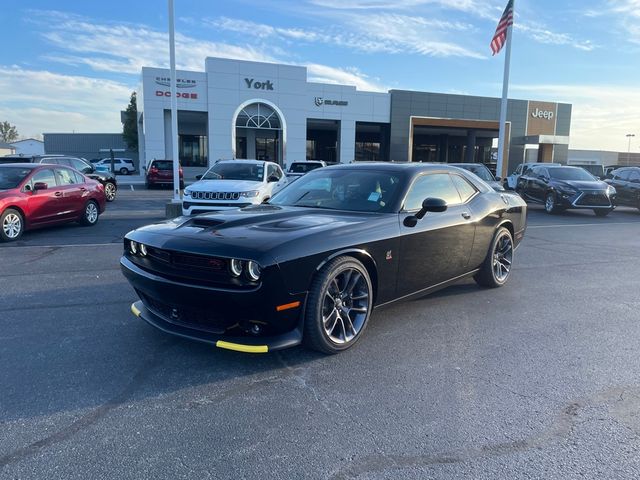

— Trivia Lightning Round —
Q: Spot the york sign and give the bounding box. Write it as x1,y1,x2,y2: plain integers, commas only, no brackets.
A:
531,108,554,120
245,78,274,90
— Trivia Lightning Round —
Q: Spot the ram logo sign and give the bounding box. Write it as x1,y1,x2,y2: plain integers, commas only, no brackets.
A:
314,97,349,107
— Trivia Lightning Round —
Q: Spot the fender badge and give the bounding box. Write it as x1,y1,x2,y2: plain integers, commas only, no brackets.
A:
386,250,393,260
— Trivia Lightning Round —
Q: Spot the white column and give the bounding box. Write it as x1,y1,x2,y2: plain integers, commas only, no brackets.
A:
339,120,356,163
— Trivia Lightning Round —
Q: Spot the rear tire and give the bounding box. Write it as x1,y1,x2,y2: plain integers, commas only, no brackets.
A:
104,181,117,202
474,226,514,288
79,200,100,226
119,168,128,175
1,208,24,242
304,256,373,354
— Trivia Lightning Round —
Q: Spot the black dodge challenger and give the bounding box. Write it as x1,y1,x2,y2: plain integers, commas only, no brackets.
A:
121,163,527,354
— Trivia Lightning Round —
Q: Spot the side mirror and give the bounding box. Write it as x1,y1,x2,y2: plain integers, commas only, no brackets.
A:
195,174,203,180
495,176,501,181
404,198,448,227
268,175,279,183
34,182,48,191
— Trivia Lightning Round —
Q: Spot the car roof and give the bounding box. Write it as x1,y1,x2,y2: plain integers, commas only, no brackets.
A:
322,162,464,173
0,163,44,169
215,159,266,166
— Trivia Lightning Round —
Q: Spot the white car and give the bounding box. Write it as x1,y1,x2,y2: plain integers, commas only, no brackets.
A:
285,160,326,182
182,160,288,215
505,162,560,190
95,158,136,175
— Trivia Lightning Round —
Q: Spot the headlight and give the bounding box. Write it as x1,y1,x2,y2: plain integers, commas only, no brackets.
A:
240,190,260,198
139,244,147,256
183,190,191,197
129,240,138,255
607,185,616,195
229,258,243,277
246,261,261,281
557,186,578,195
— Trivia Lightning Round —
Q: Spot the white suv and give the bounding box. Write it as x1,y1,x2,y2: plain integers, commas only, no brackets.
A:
182,160,288,215
95,158,136,175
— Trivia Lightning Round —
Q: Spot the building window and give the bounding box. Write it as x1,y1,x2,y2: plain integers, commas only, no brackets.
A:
355,142,381,162
179,135,208,167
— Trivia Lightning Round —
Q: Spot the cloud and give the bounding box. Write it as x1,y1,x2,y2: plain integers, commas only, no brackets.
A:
0,66,132,137
511,83,640,151
306,64,387,91
306,0,500,19
516,22,596,51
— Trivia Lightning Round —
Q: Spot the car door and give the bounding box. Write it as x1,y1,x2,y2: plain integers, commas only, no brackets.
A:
397,172,476,296
266,164,286,197
54,167,84,218
609,170,629,205
527,167,549,202
626,170,640,206
25,168,62,224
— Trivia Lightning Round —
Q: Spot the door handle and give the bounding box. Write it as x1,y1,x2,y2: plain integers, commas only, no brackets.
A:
461,211,471,220
80,187,87,192
55,191,63,197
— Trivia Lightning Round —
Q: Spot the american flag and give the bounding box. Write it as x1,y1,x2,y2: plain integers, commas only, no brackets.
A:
491,0,514,55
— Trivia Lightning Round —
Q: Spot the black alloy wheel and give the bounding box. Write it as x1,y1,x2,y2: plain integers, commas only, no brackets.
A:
475,226,514,288
304,256,373,354
79,200,100,226
0,208,24,242
104,182,117,202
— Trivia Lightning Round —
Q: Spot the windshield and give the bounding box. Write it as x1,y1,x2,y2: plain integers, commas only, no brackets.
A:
289,162,322,174
548,167,596,181
270,169,402,212
458,164,494,182
202,162,264,181
0,167,32,190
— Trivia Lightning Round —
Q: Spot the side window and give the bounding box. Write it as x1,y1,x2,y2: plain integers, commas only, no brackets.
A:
70,158,89,173
31,169,57,189
536,167,548,178
617,170,630,181
267,164,281,180
403,173,461,211
73,171,86,184
55,168,78,186
451,174,478,203
629,171,640,182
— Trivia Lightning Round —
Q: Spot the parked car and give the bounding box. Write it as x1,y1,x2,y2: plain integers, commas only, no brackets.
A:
516,164,616,216
572,163,605,179
145,159,184,190
0,163,106,242
285,160,326,181
605,167,640,210
182,160,287,215
122,163,527,354
505,162,560,190
0,154,118,202
449,163,505,191
95,158,135,175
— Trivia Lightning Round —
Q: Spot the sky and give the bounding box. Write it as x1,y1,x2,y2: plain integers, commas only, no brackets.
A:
1,0,639,152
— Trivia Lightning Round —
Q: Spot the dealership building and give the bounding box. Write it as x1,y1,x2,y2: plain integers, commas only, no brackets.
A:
138,57,572,178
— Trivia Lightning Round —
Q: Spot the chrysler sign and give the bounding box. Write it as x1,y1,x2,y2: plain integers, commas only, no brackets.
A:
315,97,348,107
154,76,199,99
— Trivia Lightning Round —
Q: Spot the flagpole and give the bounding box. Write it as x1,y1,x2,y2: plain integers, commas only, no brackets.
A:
496,16,513,180
168,0,180,202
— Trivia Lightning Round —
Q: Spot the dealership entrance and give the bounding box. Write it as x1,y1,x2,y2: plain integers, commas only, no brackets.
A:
234,102,283,164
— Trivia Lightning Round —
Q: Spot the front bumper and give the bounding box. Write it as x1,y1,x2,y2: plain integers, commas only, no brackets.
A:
121,257,306,352
556,190,616,209
182,200,256,215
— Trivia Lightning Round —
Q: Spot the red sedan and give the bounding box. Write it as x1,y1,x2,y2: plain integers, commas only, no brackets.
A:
0,163,107,242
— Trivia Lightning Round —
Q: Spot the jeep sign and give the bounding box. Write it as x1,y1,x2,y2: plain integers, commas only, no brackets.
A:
245,78,274,91
531,108,554,120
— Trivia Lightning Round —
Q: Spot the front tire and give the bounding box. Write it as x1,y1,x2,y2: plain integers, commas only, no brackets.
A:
304,256,373,354
475,227,514,288
79,200,100,226
544,192,560,214
1,208,24,242
594,208,613,217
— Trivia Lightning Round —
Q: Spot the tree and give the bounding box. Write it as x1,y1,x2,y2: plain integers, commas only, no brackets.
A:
0,121,18,143
122,92,138,151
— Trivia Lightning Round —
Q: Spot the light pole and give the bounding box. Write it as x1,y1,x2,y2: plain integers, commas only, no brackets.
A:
626,133,635,165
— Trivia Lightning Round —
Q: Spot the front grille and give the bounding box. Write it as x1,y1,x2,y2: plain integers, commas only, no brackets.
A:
575,192,610,207
138,291,230,334
191,191,240,200
145,247,225,271
183,202,251,209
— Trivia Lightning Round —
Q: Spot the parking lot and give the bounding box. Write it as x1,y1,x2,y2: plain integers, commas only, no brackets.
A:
1,190,640,479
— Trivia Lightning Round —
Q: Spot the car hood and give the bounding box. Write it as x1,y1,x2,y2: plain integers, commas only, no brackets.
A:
186,179,264,192
553,180,607,190
126,205,394,264
487,181,505,191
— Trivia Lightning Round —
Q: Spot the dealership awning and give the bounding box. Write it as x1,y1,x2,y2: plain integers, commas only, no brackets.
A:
511,135,570,145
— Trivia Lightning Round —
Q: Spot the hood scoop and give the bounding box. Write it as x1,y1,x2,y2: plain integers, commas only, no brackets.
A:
189,217,226,228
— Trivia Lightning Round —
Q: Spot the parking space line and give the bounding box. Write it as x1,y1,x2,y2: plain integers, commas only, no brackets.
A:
528,222,639,229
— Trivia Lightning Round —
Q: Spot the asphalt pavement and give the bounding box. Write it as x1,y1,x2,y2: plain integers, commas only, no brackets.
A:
1,191,640,479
